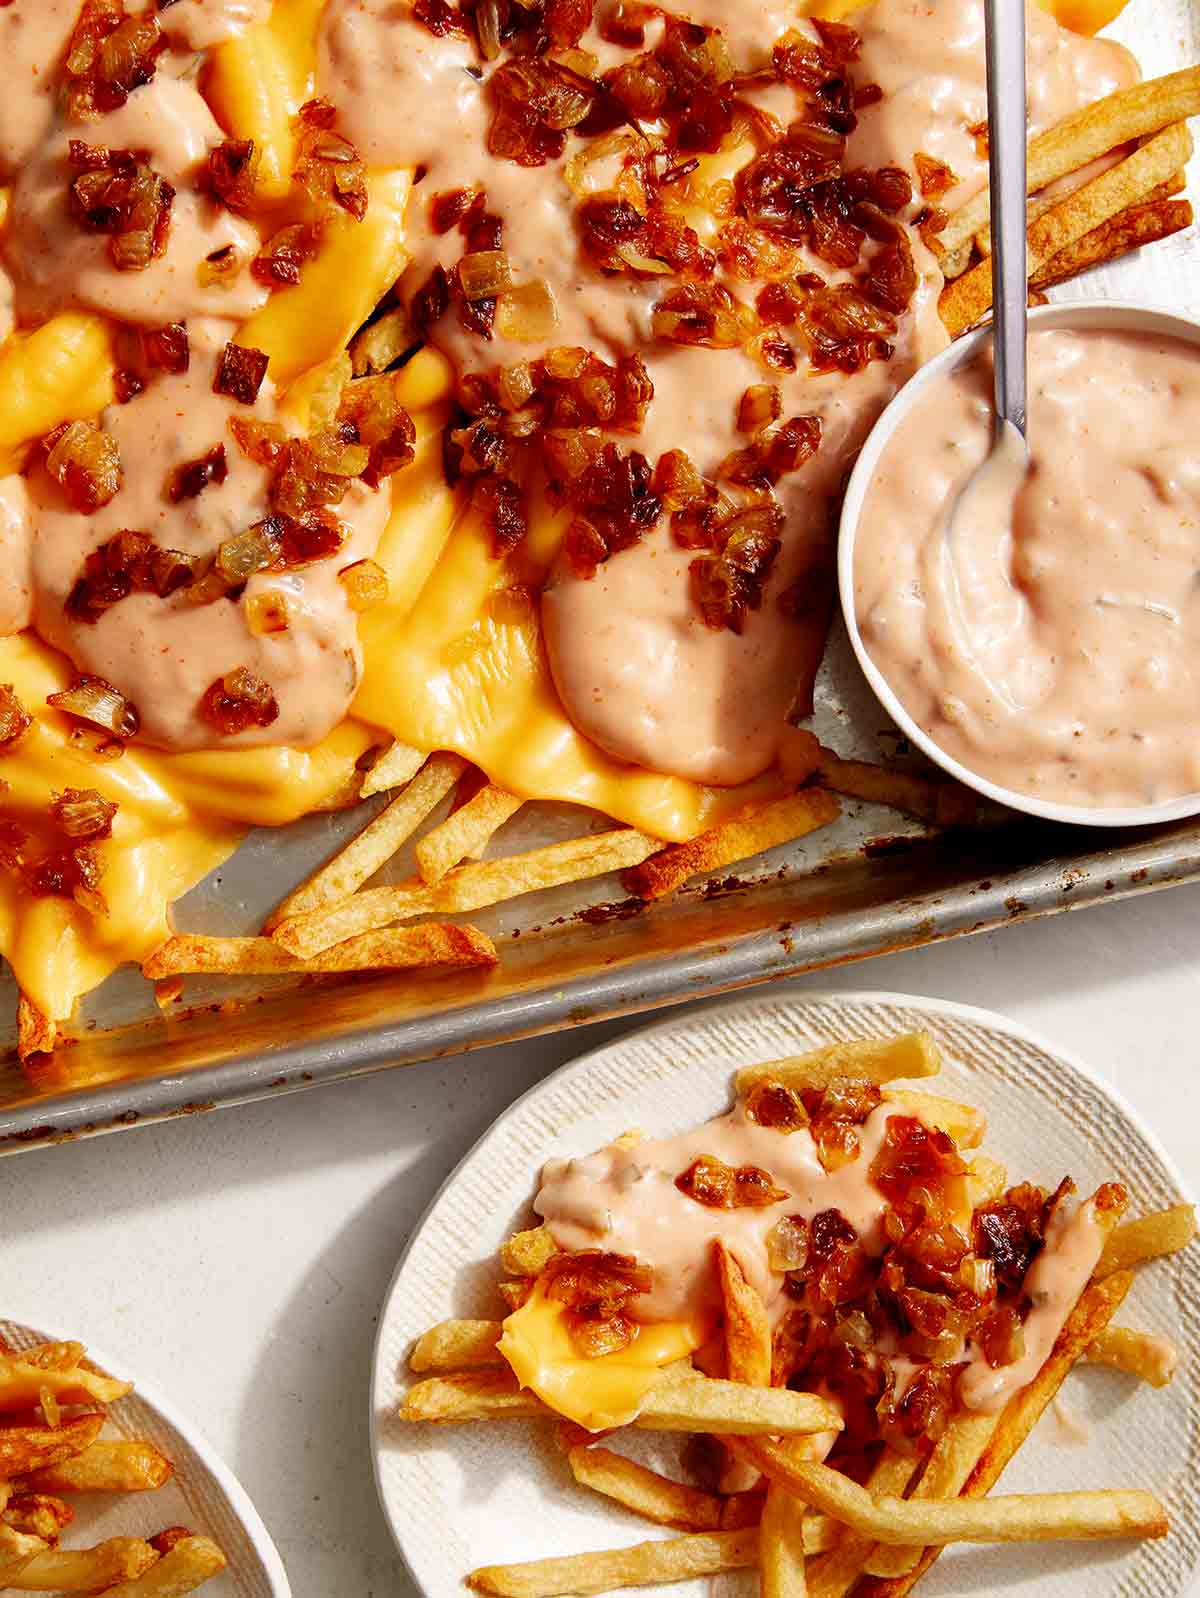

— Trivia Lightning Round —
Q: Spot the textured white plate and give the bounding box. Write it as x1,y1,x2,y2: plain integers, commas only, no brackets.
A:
372,992,1200,1598
1,1320,290,1598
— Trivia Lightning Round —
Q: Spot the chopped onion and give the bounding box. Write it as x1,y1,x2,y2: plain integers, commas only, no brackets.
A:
337,559,389,613
458,249,513,302
244,590,292,635
495,281,561,341
766,1215,809,1273
47,675,140,740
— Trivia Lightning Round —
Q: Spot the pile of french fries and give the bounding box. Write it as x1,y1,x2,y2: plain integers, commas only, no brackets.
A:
0,1336,227,1595
19,70,1197,1066
398,1032,1197,1596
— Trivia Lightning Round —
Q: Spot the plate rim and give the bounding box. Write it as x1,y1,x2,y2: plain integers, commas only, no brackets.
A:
4,1315,292,1598
369,987,1198,1594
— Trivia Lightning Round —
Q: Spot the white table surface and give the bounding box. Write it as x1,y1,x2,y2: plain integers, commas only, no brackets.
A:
2,880,1198,1597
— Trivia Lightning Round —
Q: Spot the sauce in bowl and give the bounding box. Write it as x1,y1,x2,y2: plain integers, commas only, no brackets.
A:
851,315,1200,814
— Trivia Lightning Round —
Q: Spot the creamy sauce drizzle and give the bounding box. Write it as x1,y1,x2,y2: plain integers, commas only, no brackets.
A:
855,328,1200,808
157,0,273,49
4,72,267,329
536,1103,1108,1413
0,0,82,180
318,0,1136,786
27,320,390,750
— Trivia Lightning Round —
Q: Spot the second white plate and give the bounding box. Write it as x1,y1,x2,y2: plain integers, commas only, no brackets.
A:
372,991,1200,1598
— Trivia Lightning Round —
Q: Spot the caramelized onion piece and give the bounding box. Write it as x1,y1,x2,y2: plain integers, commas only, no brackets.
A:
141,321,190,375
49,787,118,840
67,530,204,623
44,421,123,514
252,223,322,288
68,140,175,272
338,559,389,613
675,1154,788,1210
168,444,228,503
26,843,107,915
48,674,140,739
972,1183,1049,1291
767,1214,810,1274
208,138,260,213
0,686,31,751
689,502,783,634
198,668,279,735
243,590,292,636
63,0,166,121
294,98,369,221
737,383,782,435
214,342,270,405
744,1078,809,1132
494,281,560,342
541,1248,651,1360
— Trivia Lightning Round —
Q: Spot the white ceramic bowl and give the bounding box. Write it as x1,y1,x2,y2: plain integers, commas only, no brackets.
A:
838,300,1200,827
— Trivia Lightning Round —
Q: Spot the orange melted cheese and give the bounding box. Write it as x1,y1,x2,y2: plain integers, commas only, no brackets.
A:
0,0,1139,1022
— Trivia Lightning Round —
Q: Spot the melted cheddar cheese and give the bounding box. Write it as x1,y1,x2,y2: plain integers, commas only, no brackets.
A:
499,1285,703,1431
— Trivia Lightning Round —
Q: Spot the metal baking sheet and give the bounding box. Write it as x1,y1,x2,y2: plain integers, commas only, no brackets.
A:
0,0,1196,1151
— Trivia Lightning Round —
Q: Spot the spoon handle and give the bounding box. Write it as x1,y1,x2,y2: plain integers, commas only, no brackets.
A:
985,0,1029,439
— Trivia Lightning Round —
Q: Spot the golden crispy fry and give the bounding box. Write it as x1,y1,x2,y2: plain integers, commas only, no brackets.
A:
1,1493,72,1544
854,1269,1135,1596
935,66,1200,266
736,1032,940,1096
275,829,660,958
737,1445,1165,1547
881,1089,986,1149
9,1538,158,1592
21,1438,174,1494
621,790,840,902
941,121,1194,335
978,169,1186,258
266,751,465,926
1032,196,1193,290
399,1370,841,1436
142,924,496,979
761,1483,810,1597
11,1342,86,1373
1096,1203,1197,1278
415,786,524,884
805,1452,921,1598
811,750,978,826
0,1414,103,1478
16,995,56,1062
94,1535,226,1596
1083,1325,1178,1388
500,1227,558,1277
0,1355,131,1412
716,1243,771,1390
467,1528,760,1595
566,1446,774,1533
410,1320,504,1373
359,739,428,799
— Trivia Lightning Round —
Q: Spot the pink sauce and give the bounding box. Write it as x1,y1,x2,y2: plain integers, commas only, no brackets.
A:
26,320,390,750
4,72,267,329
536,1101,1108,1414
318,0,1138,787
854,327,1200,808
0,0,81,180
156,0,272,50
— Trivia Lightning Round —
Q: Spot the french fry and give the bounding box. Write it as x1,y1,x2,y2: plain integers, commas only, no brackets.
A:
715,1243,771,1390
501,1227,558,1277
142,924,497,979
805,1452,922,1598
266,751,465,925
566,1446,776,1533
941,121,1194,336
735,1032,940,1095
621,790,841,902
854,1269,1136,1596
94,1534,226,1596
736,1445,1165,1547
935,66,1200,266
274,828,660,958
761,1483,810,1597
0,1414,103,1478
1095,1203,1197,1279
410,1320,504,1372
16,995,56,1061
9,1538,158,1592
399,1370,842,1435
7,1342,86,1373
881,1089,986,1149
21,1438,174,1494
415,786,524,884
0,1355,131,1412
811,750,978,826
359,739,428,799
350,306,416,377
978,169,1187,259
1,1494,72,1543
467,1527,760,1595
1032,196,1193,290
1083,1325,1178,1387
